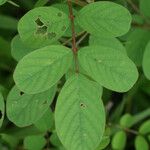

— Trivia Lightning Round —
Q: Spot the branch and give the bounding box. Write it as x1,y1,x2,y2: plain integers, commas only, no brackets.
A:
67,0,77,53
67,0,79,73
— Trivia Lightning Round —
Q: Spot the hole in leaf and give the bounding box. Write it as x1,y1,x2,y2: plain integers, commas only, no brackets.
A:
35,18,44,26
20,91,24,96
0,111,2,119
80,103,86,108
36,26,48,35
57,12,62,17
47,32,56,39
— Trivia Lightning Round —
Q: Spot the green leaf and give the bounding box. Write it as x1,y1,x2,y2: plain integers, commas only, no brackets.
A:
140,0,150,18
126,28,150,66
0,84,9,99
34,0,49,8
1,134,19,149
111,131,127,150
0,92,5,127
50,132,63,148
148,135,150,142
135,136,149,150
131,108,150,126
5,126,42,138
0,0,7,5
78,46,138,92
18,7,69,48
96,136,110,150
6,85,56,127
11,35,60,62
139,120,150,134
120,113,134,128
34,108,54,132
55,74,105,150
77,1,131,37
13,45,73,94
0,15,18,30
143,41,150,80
24,135,46,150
11,35,35,61
132,14,144,25
53,3,82,37
89,35,127,54
0,37,11,58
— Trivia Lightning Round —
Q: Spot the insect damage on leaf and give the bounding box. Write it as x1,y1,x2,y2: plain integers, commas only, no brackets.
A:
47,32,57,39
34,17,58,39
80,103,86,108
35,17,44,26
35,17,48,35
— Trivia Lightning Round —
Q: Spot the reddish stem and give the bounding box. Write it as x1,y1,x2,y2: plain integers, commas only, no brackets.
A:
67,0,79,73
67,0,77,53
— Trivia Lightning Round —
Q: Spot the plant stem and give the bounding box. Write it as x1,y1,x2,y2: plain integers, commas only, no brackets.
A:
7,0,20,7
62,31,85,46
67,0,79,73
76,32,88,47
71,0,87,6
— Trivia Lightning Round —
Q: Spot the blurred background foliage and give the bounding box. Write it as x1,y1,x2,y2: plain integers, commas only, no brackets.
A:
0,0,150,150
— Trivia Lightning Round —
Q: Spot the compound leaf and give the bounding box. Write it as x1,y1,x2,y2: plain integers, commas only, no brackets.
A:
18,7,69,48
6,85,56,127
77,1,131,37
55,74,105,150
13,45,73,94
78,46,138,92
